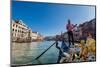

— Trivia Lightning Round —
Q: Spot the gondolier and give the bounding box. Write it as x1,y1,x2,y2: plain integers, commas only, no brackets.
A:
66,19,77,47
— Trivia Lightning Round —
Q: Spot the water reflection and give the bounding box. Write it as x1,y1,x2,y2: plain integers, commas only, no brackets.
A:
12,41,60,65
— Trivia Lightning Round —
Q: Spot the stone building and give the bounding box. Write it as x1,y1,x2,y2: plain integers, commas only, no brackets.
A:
62,18,96,41
78,18,96,40
30,31,38,40
12,20,42,42
12,20,30,42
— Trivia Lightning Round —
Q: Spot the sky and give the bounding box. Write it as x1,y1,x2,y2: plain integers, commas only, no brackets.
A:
12,1,95,36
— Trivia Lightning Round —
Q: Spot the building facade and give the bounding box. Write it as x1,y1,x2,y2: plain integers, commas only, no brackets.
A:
12,20,30,42
12,20,43,42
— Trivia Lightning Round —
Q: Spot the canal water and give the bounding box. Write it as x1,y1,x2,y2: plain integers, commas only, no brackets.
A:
11,41,62,65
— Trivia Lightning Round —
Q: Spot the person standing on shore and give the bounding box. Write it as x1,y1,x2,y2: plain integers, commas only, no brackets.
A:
66,19,77,47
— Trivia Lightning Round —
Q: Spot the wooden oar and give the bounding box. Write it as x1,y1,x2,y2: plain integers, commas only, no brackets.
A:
35,42,56,60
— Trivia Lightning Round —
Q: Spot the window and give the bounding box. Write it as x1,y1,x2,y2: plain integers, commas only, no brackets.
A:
13,24,15,27
16,25,18,28
19,26,20,29
22,31,23,33
18,30,19,32
15,29,17,32
13,29,14,31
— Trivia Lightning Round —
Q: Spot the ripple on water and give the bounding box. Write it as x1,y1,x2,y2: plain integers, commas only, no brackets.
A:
11,41,60,65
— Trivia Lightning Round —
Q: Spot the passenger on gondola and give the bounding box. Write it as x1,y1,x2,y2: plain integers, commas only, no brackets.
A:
55,35,70,63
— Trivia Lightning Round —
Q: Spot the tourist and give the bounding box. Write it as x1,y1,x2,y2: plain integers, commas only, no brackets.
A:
55,35,70,63
79,40,88,61
66,19,77,47
61,37,69,53
86,33,96,61
60,35,71,63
